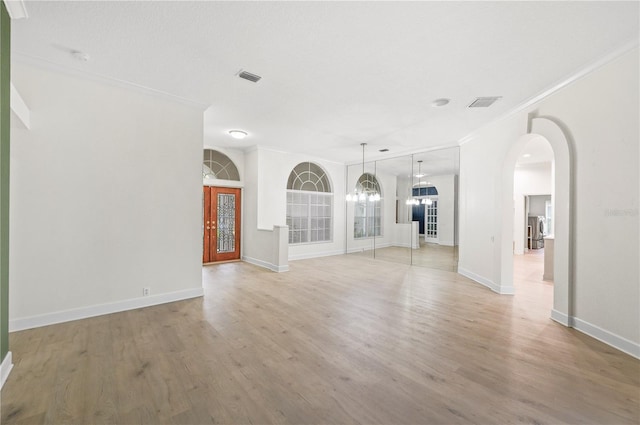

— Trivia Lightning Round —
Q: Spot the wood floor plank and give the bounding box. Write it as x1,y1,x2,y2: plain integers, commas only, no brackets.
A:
1,252,639,424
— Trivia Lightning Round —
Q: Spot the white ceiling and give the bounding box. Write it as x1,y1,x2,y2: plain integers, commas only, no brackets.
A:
11,1,640,164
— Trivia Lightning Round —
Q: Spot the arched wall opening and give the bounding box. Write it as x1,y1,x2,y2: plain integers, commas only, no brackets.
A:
500,116,573,325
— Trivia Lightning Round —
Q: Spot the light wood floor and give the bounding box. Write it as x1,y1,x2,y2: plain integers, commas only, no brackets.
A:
2,253,638,424
351,240,459,272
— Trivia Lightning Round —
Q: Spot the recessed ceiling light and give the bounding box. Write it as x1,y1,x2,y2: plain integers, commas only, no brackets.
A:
523,153,531,158
379,148,389,152
432,98,450,107
228,130,248,140
415,174,425,178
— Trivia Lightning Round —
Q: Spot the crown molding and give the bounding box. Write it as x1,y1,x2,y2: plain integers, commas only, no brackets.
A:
459,38,640,146
10,82,30,129
3,0,28,19
13,52,209,110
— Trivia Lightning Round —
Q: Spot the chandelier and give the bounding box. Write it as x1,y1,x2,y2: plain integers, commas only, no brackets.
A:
406,160,433,205
346,143,381,202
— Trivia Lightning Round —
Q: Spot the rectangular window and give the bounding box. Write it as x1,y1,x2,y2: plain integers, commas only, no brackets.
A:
354,200,382,239
287,191,333,244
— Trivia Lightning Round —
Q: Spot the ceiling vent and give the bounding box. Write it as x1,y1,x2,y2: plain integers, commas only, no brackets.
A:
238,70,261,83
468,96,502,108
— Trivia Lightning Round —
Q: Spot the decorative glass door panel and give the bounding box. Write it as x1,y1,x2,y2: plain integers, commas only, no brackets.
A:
217,193,236,254
203,187,241,263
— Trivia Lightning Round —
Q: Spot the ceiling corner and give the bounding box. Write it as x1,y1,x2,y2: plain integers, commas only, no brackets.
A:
3,0,28,19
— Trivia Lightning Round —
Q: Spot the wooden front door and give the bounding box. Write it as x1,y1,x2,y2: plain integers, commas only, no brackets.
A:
203,186,241,263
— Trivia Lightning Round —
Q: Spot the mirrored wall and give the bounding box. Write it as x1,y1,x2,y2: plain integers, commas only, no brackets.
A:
345,146,459,271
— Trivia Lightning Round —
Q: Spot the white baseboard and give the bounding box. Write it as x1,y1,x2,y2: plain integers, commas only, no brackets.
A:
551,309,572,326
458,267,514,294
242,256,289,273
0,351,13,390
346,243,393,255
391,241,414,249
550,310,638,358
573,317,640,359
288,249,344,261
9,287,204,332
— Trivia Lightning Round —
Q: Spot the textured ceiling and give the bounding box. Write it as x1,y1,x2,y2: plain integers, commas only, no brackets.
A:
11,1,640,164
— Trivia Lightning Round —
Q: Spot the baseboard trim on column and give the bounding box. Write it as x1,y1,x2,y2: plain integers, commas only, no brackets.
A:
0,351,13,389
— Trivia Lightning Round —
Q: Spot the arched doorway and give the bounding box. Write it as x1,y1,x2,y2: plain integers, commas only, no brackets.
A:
500,115,574,325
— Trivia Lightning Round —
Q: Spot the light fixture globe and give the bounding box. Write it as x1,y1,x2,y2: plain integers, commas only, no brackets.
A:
228,130,248,140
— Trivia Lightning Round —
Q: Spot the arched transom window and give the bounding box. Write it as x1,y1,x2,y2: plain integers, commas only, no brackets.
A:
286,162,333,244
203,149,240,181
287,162,331,193
354,173,382,239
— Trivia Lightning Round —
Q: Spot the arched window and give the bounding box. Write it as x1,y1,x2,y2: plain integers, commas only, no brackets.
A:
203,149,240,181
354,173,382,239
286,162,333,244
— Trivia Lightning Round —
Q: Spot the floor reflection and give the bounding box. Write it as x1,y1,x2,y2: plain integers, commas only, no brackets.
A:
349,237,459,271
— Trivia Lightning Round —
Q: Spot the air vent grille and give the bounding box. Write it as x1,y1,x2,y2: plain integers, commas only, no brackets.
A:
468,96,502,108
238,70,261,83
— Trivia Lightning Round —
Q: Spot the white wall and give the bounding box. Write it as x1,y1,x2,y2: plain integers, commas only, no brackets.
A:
514,163,552,195
535,47,639,347
529,195,550,217
396,175,412,224
428,174,456,246
240,148,270,266
9,63,204,328
459,113,526,289
459,47,639,352
242,147,346,262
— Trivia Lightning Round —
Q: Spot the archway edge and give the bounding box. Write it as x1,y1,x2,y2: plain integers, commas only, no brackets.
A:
499,115,573,325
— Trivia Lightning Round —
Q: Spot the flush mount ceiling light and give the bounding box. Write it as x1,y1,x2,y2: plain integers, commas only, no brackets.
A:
431,98,450,107
523,153,531,158
228,130,248,140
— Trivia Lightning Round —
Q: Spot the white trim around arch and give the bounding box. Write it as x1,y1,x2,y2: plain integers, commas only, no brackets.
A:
499,115,573,323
